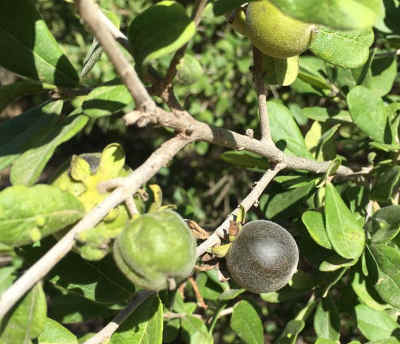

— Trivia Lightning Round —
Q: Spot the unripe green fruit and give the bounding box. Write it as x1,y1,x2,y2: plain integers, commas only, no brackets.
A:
176,54,204,85
113,210,197,291
246,0,313,58
226,220,299,293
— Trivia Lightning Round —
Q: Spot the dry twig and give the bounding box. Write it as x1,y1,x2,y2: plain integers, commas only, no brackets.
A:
197,163,287,256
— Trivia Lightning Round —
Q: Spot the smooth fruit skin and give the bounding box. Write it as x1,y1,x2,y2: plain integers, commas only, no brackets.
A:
226,220,299,294
114,210,197,291
246,0,312,58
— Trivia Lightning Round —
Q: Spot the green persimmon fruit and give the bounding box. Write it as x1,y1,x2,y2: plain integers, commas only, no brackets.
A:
113,210,197,291
263,54,299,86
246,0,313,58
226,220,299,293
176,54,204,85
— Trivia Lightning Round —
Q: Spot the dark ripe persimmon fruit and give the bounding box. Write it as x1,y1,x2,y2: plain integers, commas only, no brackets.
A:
226,220,299,293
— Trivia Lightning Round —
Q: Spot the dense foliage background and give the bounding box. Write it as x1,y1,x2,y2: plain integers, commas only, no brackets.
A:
1,0,400,343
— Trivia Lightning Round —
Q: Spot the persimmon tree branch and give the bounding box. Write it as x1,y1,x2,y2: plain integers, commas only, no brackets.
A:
83,290,155,344
78,0,353,177
87,4,130,51
0,136,191,319
76,0,155,112
197,162,287,256
123,108,354,176
0,0,355,319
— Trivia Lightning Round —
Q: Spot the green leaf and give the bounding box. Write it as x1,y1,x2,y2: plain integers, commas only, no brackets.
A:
261,287,309,303
370,243,400,308
230,301,263,344
315,124,341,162
351,271,388,311
220,150,269,170
0,256,22,295
320,268,347,297
275,320,305,344
163,318,180,344
324,182,365,259
0,0,78,86
0,266,17,296
370,142,400,153
355,304,399,341
49,254,134,306
128,1,196,65
46,292,113,325
313,297,340,341
172,292,196,315
315,339,337,344
196,272,224,301
383,0,400,34
212,0,248,15
269,0,382,30
38,318,78,344
305,121,322,153
302,210,332,249
263,55,299,86
296,56,332,91
347,86,389,143
82,84,132,119
0,80,45,113
109,294,163,344
319,255,355,272
218,289,245,301
190,331,214,344
367,205,400,244
297,70,331,91
366,338,400,344
266,182,314,218
354,54,398,97
0,184,84,247
80,9,121,78
268,100,313,159
0,101,63,171
97,143,126,180
289,271,317,290
10,114,88,186
310,27,374,68
181,315,209,343
302,107,351,123
371,167,400,202
0,283,47,343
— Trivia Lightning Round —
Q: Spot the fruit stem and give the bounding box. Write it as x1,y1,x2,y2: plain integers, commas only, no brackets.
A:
253,47,273,143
